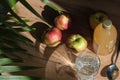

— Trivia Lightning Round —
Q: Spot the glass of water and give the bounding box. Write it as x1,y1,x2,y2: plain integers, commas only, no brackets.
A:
75,49,100,80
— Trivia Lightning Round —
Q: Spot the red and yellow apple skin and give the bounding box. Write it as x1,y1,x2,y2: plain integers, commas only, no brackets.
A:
66,34,88,53
89,12,108,29
54,14,70,30
44,27,62,47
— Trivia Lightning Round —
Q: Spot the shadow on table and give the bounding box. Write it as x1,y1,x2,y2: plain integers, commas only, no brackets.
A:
30,21,62,59
41,4,96,50
42,5,60,26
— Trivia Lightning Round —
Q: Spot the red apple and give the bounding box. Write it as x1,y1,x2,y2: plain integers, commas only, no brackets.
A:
44,27,62,47
66,34,87,53
54,14,70,30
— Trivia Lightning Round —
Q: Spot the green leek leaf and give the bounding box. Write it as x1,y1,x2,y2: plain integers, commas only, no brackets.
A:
0,48,26,54
13,27,36,32
0,58,23,65
0,28,33,45
41,0,62,14
0,66,39,73
0,38,23,49
2,1,29,27
0,76,44,80
8,0,16,7
19,0,48,25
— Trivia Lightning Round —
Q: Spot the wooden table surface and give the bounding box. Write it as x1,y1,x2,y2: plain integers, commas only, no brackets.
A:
11,0,120,80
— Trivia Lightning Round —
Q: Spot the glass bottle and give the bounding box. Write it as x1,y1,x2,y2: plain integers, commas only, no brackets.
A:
93,19,117,56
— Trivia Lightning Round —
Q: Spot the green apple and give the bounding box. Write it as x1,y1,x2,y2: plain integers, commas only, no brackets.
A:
89,12,108,29
66,34,87,53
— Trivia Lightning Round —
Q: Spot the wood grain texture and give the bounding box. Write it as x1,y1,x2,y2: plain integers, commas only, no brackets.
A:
8,0,120,80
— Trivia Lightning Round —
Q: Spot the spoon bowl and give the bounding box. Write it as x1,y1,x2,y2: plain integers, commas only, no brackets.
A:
107,64,119,80
106,40,120,80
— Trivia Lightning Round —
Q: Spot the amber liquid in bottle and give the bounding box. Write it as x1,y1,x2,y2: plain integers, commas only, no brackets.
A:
93,19,117,56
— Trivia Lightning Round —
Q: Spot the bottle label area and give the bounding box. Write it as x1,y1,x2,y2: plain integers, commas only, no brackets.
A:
93,40,115,55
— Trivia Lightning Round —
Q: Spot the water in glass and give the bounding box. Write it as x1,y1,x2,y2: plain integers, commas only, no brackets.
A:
75,50,100,80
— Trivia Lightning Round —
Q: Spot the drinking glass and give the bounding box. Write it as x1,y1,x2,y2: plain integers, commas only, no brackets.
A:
75,50,100,80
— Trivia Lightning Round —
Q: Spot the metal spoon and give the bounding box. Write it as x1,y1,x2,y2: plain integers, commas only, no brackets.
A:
106,41,120,80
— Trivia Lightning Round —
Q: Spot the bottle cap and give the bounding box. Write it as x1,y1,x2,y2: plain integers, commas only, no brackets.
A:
102,19,112,29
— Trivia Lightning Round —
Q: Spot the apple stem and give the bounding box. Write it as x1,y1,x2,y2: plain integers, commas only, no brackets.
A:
96,16,104,22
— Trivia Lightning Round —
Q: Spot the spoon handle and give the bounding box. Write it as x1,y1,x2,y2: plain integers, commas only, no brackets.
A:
114,40,120,64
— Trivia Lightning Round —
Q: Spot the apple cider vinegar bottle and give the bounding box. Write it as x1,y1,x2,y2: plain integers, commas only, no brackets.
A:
93,19,117,56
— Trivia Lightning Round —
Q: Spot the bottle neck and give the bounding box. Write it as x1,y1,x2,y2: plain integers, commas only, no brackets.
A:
103,24,112,29
102,19,112,29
